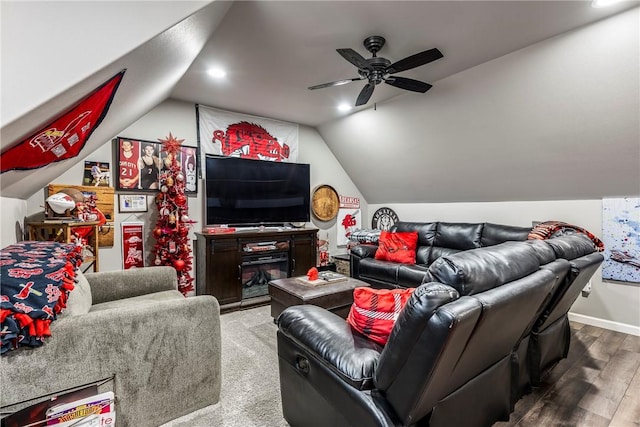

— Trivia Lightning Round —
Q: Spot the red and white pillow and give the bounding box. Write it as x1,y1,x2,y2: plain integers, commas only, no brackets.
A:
347,287,415,345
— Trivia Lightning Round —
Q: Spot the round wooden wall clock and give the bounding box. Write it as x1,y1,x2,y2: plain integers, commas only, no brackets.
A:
311,185,340,221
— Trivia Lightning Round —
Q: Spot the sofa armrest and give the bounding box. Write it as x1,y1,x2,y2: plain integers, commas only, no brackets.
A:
350,244,379,280
0,295,221,427
278,305,382,390
351,244,378,259
84,266,178,304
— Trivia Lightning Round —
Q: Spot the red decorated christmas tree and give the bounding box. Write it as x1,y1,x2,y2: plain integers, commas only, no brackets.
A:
152,133,195,296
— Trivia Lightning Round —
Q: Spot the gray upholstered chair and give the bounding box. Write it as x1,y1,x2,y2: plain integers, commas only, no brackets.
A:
0,266,221,427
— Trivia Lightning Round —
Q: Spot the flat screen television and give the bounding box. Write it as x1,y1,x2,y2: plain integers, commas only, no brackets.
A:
205,155,310,226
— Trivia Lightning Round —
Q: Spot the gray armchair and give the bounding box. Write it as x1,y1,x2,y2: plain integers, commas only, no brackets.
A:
0,266,221,427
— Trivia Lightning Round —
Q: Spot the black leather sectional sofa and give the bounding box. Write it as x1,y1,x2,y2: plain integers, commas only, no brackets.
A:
350,221,533,289
276,222,603,427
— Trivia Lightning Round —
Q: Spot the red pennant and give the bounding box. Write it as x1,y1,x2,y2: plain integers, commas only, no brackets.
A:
0,70,125,173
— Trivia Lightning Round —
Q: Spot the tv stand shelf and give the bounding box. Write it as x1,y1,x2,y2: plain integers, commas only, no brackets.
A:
195,227,318,312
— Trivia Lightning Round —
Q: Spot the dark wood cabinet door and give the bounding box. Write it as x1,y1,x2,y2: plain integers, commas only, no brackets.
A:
291,231,317,276
208,239,242,305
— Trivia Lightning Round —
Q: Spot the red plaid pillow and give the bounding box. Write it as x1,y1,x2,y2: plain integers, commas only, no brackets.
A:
374,231,418,264
347,287,415,345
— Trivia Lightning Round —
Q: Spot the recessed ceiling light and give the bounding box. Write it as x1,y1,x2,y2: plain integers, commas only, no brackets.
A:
592,0,624,8
207,68,227,79
338,103,352,112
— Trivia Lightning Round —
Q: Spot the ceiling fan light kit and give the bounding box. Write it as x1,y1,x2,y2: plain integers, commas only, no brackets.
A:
309,35,443,107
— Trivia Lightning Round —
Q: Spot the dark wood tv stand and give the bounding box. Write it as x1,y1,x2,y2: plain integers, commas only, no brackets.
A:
195,227,318,312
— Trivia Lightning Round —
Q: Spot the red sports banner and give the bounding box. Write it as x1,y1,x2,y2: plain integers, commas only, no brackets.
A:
121,222,145,269
0,70,125,173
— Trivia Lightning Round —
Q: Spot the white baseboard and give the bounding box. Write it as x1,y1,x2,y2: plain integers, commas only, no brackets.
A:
568,312,640,336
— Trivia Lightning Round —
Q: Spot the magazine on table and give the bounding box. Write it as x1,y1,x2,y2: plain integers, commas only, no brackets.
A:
45,391,115,426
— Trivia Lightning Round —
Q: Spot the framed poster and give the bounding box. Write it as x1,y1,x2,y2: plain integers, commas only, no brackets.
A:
115,138,144,191
121,222,145,269
602,197,640,283
114,137,197,195
83,161,110,187
159,144,198,195
181,146,198,194
118,194,148,213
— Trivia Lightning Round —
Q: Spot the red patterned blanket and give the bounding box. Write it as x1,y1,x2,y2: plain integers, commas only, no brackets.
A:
528,220,605,252
1,241,83,354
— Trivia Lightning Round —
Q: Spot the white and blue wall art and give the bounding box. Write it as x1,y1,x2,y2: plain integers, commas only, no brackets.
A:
602,197,640,283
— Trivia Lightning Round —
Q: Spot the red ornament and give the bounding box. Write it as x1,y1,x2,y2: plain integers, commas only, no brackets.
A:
173,259,186,271
153,227,163,238
175,194,187,207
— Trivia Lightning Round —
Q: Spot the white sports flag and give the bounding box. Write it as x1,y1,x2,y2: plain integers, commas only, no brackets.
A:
198,105,298,162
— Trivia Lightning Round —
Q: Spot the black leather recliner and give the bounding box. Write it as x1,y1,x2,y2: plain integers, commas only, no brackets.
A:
277,240,573,427
528,234,604,385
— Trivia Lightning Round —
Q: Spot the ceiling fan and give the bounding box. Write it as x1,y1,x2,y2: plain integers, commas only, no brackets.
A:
308,36,444,107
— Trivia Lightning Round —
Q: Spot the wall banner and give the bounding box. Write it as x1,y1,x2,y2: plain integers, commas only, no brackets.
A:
1,70,125,173
197,105,298,162
121,222,145,269
337,208,361,247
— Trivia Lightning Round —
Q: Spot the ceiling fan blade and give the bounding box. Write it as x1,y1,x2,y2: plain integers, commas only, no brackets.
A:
385,76,432,93
337,48,373,71
386,48,443,74
308,77,364,90
355,83,375,106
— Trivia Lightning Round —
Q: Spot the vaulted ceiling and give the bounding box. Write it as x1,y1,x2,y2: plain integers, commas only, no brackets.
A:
2,1,639,202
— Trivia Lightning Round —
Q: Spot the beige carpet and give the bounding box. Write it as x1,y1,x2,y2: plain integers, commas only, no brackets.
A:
161,305,288,427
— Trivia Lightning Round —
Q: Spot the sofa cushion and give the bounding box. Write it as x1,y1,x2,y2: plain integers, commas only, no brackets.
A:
397,264,431,288
429,247,462,265
543,234,596,260
392,222,437,247
359,259,399,284
424,241,542,295
523,239,557,264
347,287,415,345
61,271,92,317
375,231,418,264
415,246,432,265
481,223,532,247
434,222,483,250
90,290,184,312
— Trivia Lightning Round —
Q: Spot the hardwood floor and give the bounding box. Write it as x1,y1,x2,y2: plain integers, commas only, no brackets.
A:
494,322,640,427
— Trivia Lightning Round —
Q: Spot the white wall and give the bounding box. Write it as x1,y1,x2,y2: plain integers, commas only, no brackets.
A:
0,197,26,247
369,200,640,334
319,8,640,204
22,99,367,276
1,0,211,126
